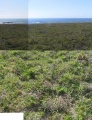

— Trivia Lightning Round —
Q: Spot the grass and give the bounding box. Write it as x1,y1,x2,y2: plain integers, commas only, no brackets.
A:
0,50,92,120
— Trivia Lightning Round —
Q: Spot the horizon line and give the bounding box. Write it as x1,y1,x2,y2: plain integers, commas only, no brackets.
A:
30,17,92,18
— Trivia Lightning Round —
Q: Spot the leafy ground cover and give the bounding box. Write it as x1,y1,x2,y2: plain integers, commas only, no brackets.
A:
29,23,92,50
0,50,92,120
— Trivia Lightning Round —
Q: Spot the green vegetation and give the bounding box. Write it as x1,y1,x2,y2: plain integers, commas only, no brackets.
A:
0,23,92,119
29,23,92,50
0,50,92,120
0,24,28,49
0,23,92,50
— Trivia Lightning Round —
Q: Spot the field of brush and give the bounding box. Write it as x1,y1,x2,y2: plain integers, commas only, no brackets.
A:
0,50,92,120
0,24,28,49
29,23,92,50
0,23,92,119
0,23,92,50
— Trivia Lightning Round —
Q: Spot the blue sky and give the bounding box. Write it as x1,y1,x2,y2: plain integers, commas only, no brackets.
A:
0,0,92,18
29,0,92,18
0,0,28,18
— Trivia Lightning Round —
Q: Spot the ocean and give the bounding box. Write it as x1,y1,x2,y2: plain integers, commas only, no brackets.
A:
0,18,28,24
29,18,92,24
0,18,92,24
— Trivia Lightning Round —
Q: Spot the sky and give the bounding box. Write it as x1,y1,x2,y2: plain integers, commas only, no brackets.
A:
0,0,28,18
0,0,92,18
29,0,92,18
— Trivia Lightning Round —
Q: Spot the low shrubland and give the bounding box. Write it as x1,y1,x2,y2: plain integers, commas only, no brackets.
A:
29,23,92,50
0,24,28,49
0,50,92,119
0,23,92,50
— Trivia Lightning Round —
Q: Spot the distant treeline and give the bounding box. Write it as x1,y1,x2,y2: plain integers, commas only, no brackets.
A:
0,23,92,50
29,23,92,50
0,24,28,49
